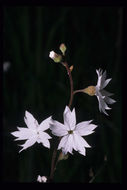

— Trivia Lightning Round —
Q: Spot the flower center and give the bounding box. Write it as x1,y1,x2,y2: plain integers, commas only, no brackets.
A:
68,130,73,134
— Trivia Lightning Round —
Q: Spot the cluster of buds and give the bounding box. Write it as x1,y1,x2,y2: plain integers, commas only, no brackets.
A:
49,43,67,63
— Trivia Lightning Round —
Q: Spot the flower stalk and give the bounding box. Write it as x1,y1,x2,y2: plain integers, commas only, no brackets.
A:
49,61,74,182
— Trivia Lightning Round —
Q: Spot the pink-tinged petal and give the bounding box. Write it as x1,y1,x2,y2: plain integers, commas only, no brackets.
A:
24,111,37,130
19,136,37,153
39,116,52,132
63,106,76,130
72,133,86,156
11,127,35,140
62,134,73,154
76,133,91,148
50,120,68,137
39,131,52,140
58,135,69,150
71,108,76,130
40,138,50,149
36,131,51,148
76,121,97,136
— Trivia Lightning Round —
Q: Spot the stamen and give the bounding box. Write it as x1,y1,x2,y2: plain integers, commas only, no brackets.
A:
68,130,73,134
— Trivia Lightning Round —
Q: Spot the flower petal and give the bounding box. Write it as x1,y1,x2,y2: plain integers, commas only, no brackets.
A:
104,96,116,104
24,111,37,130
72,132,86,156
58,135,69,150
37,131,51,148
102,78,112,89
39,116,52,132
58,134,73,154
50,120,68,137
19,136,37,153
97,96,110,115
40,138,50,148
11,127,35,140
39,131,52,140
63,106,76,130
101,89,114,97
76,121,97,136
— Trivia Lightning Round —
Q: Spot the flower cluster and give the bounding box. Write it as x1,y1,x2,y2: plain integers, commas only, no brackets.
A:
11,43,116,182
11,106,97,156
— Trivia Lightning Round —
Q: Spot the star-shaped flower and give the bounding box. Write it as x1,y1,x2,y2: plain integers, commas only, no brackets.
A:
50,106,97,156
95,69,116,115
11,111,52,153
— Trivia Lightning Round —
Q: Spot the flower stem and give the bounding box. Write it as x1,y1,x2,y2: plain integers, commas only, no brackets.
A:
49,62,74,182
49,146,57,182
63,62,74,109
73,89,84,95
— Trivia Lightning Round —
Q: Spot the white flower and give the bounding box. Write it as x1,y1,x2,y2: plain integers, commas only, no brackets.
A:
49,51,56,59
11,111,52,153
95,69,116,115
50,106,97,156
37,175,47,183
49,50,62,63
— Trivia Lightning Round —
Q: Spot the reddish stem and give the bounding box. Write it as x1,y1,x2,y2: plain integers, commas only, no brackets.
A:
49,62,74,182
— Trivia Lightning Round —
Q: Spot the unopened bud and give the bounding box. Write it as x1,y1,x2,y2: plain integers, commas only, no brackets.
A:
58,152,68,161
49,51,62,63
69,65,73,72
37,175,47,183
59,43,66,55
83,86,96,96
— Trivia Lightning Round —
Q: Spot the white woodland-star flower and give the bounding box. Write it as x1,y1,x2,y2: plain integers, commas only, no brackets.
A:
11,111,52,153
95,69,116,115
50,106,97,156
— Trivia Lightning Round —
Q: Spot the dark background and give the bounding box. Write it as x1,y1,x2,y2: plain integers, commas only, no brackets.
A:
3,6,122,183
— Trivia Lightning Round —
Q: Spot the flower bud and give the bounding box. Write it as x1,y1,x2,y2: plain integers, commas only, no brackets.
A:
83,86,96,96
49,51,62,63
59,43,66,55
69,65,73,72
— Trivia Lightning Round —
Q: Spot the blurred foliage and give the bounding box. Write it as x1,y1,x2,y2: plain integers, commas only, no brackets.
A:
3,6,122,182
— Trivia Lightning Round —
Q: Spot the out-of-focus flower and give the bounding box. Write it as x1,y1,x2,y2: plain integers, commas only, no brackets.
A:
37,175,47,183
49,50,62,63
11,111,52,153
3,61,10,72
50,106,97,156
